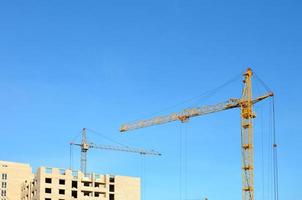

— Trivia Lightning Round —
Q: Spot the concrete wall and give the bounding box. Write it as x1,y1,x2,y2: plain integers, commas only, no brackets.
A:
21,166,141,200
0,160,33,200
115,175,140,200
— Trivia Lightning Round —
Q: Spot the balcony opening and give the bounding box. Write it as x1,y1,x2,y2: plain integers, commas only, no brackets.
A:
109,176,115,183
83,182,90,187
109,193,115,200
82,191,91,196
71,191,77,198
72,181,77,189
109,185,115,192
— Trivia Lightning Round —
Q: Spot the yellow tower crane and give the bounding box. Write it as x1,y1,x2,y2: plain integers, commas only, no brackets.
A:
120,68,273,200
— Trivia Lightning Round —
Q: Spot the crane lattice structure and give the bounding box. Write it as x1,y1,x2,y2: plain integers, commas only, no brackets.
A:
120,68,273,200
70,128,161,174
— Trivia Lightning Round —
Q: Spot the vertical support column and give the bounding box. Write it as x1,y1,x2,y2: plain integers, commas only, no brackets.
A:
241,68,255,200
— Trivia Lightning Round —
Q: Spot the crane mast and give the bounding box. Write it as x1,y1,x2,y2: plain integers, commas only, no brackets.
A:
240,68,254,200
71,128,161,174
80,128,89,175
120,68,273,200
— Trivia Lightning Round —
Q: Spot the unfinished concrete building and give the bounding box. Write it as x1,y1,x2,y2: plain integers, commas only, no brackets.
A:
0,160,140,200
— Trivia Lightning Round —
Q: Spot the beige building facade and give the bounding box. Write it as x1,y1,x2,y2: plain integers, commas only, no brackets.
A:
1,160,140,200
0,160,34,200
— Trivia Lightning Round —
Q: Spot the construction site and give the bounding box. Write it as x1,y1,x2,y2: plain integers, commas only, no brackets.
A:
1,68,280,200
1,0,301,200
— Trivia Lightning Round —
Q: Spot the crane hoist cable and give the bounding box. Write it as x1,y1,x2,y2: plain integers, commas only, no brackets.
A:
69,143,73,170
259,102,265,200
178,123,189,200
253,71,267,199
184,123,188,200
255,74,279,200
267,101,273,200
140,154,146,200
271,97,279,200
179,124,183,200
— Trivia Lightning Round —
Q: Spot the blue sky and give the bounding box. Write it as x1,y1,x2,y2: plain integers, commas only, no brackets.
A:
0,0,301,200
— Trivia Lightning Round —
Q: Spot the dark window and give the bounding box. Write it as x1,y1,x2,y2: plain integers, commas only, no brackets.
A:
83,182,90,187
59,179,65,185
45,178,52,184
72,181,77,188
109,177,115,183
1,190,7,197
45,188,51,194
95,182,102,187
2,174,7,180
109,193,115,200
59,189,65,195
45,198,51,200
2,182,7,188
109,184,115,192
83,191,90,196
71,191,77,198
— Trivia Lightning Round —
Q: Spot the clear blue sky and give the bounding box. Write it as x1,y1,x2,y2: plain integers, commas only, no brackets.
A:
0,0,301,200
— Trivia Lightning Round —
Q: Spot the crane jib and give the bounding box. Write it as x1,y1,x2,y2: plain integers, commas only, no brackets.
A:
120,92,273,132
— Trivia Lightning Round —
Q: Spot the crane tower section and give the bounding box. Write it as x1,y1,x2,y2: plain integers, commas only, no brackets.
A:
241,68,255,200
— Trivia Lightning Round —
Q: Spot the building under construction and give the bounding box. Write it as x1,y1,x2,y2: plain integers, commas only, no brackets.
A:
0,68,278,200
0,160,140,200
